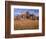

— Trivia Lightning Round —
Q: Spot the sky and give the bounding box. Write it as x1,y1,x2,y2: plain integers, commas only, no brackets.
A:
14,8,39,16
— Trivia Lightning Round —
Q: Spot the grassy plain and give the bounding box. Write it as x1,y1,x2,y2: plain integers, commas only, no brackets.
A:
14,19,39,30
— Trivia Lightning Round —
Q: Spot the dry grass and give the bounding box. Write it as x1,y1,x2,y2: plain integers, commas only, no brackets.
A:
14,19,39,30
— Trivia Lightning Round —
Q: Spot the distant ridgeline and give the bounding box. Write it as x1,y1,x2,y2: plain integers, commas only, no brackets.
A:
14,12,39,20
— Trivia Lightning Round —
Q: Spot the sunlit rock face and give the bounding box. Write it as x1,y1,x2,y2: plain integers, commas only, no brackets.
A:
14,11,39,20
